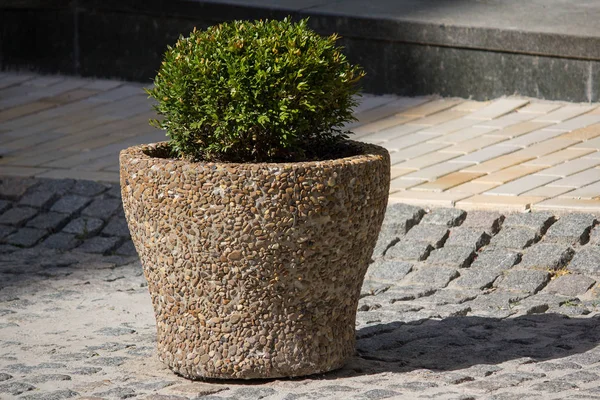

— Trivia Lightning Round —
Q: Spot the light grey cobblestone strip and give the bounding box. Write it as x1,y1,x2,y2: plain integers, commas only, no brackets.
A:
5,176,600,399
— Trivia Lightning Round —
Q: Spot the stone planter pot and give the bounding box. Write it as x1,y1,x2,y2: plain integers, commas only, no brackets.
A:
119,141,390,379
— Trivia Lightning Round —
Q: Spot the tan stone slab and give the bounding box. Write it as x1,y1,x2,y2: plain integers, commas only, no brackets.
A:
406,110,469,127
517,102,562,114
35,168,120,182
547,168,600,188
385,133,440,152
78,153,119,171
465,98,529,120
533,105,596,123
523,148,595,167
456,195,545,211
541,115,600,132
559,124,600,141
586,106,600,115
536,157,600,178
388,190,470,207
2,130,66,151
0,101,55,122
473,112,536,129
85,84,145,103
532,198,600,212
439,135,507,154
393,151,459,171
583,151,600,159
0,149,77,167
559,181,600,199
389,177,427,192
357,123,423,143
411,172,484,192
43,88,101,105
82,79,124,91
0,74,35,90
447,145,518,164
352,114,419,137
389,142,449,165
353,94,402,115
419,117,479,135
399,98,462,117
571,136,600,150
497,129,567,148
521,185,574,198
0,165,51,177
484,174,559,196
513,138,580,158
23,76,65,87
349,97,430,129
401,162,466,181
446,181,499,195
473,165,545,185
428,126,496,145
460,154,536,174
451,100,489,112
390,167,415,179
487,121,552,138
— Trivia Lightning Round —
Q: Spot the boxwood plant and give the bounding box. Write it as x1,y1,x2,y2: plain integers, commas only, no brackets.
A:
147,17,365,163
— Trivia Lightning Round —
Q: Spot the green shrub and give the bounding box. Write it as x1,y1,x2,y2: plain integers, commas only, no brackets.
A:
147,17,365,163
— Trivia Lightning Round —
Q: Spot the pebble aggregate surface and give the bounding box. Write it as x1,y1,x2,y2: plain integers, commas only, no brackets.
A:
4,176,600,399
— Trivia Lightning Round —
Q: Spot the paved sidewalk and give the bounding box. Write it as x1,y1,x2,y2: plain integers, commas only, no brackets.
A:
2,72,600,211
2,178,600,399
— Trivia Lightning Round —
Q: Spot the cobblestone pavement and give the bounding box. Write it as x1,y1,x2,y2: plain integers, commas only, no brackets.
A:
4,177,600,399
3,72,600,211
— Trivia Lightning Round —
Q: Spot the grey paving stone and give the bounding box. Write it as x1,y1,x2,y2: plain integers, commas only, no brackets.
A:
81,198,122,219
444,227,491,250
0,381,36,395
420,207,467,227
20,389,79,400
568,247,600,275
365,260,413,282
356,389,401,399
452,268,502,290
0,200,11,214
589,225,600,245
40,233,81,251
404,266,459,288
70,367,102,375
373,204,427,258
50,195,92,215
385,240,433,261
70,180,109,197
0,177,37,200
503,211,556,234
104,185,123,199
5,228,47,247
76,236,122,255
33,178,75,196
518,243,575,270
461,210,505,234
530,381,578,392
0,207,38,226
93,387,136,398
545,274,596,296
404,224,450,248
384,285,437,302
471,249,521,271
18,190,58,209
87,356,128,367
425,288,479,305
0,224,15,240
95,327,136,336
560,371,600,383
102,216,131,237
114,240,137,256
27,374,72,384
26,212,70,232
488,227,538,249
536,361,583,372
62,217,104,237
0,373,11,381
544,213,597,245
426,246,475,268
512,293,569,315
496,269,551,294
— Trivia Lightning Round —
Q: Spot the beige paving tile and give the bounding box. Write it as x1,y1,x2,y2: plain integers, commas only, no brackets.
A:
484,175,559,196
389,177,427,192
388,190,470,207
512,138,580,158
352,94,401,115
558,124,600,141
571,136,600,150
559,181,600,199
547,168,600,188
536,157,600,178
406,110,469,127
496,129,567,148
586,106,600,115
522,148,595,167
0,149,77,167
419,117,480,135
389,142,449,165
532,198,600,212
385,133,439,152
78,153,119,171
583,151,600,159
2,130,66,151
358,123,423,143
85,84,145,103
350,97,430,129
82,79,124,91
411,172,484,192
0,166,51,177
447,145,518,165
35,169,120,182
451,100,489,112
399,98,463,117
43,88,101,105
518,185,573,199
401,162,467,181
23,76,65,87
517,102,562,114
541,115,600,132
393,152,459,171
473,165,545,184
465,98,529,120
533,105,596,123
390,167,416,179
352,114,419,137
439,135,507,154
428,126,496,145
446,181,500,195
456,195,546,211
460,154,536,174
473,112,536,129
0,74,35,89
487,121,552,138
0,101,55,122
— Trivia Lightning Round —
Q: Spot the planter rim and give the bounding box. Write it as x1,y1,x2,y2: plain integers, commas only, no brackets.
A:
120,140,388,170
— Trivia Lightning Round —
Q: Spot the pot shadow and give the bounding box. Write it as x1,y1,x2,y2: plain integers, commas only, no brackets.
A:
324,313,600,379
